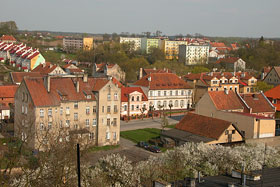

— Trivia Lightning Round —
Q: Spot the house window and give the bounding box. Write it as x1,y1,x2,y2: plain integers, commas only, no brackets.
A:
114,93,118,100
107,106,111,113
114,105,118,113
180,100,184,107
232,130,236,134
74,102,78,109
60,107,63,115
163,101,167,107
113,132,117,140
66,120,70,127
86,106,90,114
22,92,25,102
158,91,161,96
40,109,44,118
164,91,167,96
272,99,277,104
175,100,179,107
106,132,110,140
89,132,94,140
175,90,178,96
107,94,111,101
60,120,63,128
113,118,117,126
48,109,52,116
131,96,135,101
48,122,52,129
131,105,134,111
74,124,78,129
136,105,139,110
66,107,70,115
22,106,24,114
74,113,78,121
137,96,140,101
93,106,97,113
181,90,184,95
170,91,172,96
124,105,127,111
102,106,104,113
40,123,44,131
92,119,97,126
247,88,250,93
86,119,89,127
107,118,110,126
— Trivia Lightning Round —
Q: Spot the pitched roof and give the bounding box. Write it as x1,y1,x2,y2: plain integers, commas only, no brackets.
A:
175,113,232,140
32,62,58,75
143,68,172,75
112,77,123,88
265,84,280,99
23,77,109,107
215,57,240,64
0,85,18,98
96,63,116,72
134,73,192,90
121,87,148,102
210,42,227,48
239,93,275,113
0,35,16,41
10,72,42,84
208,91,244,111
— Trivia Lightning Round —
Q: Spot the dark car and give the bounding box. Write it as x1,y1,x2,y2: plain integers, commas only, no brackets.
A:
149,145,161,153
137,141,149,149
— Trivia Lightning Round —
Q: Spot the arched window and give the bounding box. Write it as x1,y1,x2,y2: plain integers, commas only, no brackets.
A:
137,96,140,101
163,101,167,108
180,100,184,107
157,101,161,108
131,96,134,101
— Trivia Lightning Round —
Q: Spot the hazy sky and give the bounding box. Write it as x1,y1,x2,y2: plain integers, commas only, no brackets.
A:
1,0,279,37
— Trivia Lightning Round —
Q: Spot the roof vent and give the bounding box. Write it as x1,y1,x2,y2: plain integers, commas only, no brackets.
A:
225,89,229,95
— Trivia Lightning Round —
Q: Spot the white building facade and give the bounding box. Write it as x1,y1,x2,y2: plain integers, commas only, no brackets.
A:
179,44,210,65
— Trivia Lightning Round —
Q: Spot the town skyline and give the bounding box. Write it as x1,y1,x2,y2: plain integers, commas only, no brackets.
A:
1,0,280,38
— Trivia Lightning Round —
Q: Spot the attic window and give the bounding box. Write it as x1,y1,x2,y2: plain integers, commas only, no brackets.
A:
168,83,172,86
173,83,178,86
86,95,92,99
156,83,160,86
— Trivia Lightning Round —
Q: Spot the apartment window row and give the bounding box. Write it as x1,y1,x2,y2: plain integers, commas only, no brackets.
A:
149,90,190,97
103,105,118,113
106,118,117,126
106,131,117,140
107,93,118,101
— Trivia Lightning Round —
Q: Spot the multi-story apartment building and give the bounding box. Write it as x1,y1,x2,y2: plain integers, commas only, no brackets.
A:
141,38,160,54
133,73,193,111
179,44,210,65
63,37,94,51
83,37,94,51
184,72,257,103
159,40,188,60
14,75,121,151
120,37,141,51
120,87,148,118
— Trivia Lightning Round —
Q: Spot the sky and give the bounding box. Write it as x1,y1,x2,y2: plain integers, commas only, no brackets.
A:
1,0,280,38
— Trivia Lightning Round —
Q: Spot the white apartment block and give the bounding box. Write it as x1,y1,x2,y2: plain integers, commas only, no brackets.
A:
120,37,141,51
179,45,210,65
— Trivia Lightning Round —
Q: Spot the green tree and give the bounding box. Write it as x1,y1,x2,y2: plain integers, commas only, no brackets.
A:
0,21,18,35
147,47,165,64
254,81,274,92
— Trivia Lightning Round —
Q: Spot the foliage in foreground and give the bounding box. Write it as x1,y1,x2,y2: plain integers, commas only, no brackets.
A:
7,142,280,187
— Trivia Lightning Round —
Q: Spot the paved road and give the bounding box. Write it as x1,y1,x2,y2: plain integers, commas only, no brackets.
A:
120,116,179,131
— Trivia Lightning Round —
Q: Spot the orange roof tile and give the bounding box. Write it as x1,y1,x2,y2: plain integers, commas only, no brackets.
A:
175,113,232,140
0,35,16,41
208,91,244,111
10,72,42,84
265,85,280,99
0,85,18,98
239,93,275,113
134,73,192,90
32,62,58,75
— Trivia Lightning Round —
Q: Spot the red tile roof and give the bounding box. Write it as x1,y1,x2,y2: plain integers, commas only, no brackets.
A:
143,68,172,75
121,87,148,102
112,77,123,88
27,51,39,60
175,113,232,140
10,72,42,84
208,91,244,111
0,35,16,41
23,77,110,107
216,57,240,64
232,112,273,119
0,85,18,98
134,73,192,90
32,62,58,75
265,85,280,99
210,42,227,48
239,93,275,113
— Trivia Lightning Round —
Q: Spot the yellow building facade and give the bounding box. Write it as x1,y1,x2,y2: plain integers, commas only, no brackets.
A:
83,37,94,51
160,40,188,60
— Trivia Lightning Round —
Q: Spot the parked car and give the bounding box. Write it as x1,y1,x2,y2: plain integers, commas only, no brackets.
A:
149,145,161,153
137,141,149,149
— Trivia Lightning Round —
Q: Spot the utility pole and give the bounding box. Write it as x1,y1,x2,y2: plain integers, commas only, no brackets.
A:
77,144,81,187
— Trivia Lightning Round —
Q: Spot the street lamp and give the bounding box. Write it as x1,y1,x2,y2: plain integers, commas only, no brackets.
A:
168,103,173,117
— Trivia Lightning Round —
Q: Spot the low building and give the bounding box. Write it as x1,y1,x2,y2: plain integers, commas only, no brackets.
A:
0,35,17,43
263,66,280,86
0,85,18,120
195,90,276,139
14,75,121,151
10,72,42,85
133,73,193,111
92,63,125,83
120,87,148,118
63,63,84,75
215,57,246,72
265,85,280,117
179,44,209,65
32,62,67,76
161,113,244,146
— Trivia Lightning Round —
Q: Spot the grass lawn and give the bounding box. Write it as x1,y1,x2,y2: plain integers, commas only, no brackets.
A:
120,128,161,143
87,144,120,153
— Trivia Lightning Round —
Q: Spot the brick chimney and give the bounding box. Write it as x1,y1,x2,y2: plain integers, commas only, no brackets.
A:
139,68,143,79
76,80,79,93
44,76,51,93
83,74,88,83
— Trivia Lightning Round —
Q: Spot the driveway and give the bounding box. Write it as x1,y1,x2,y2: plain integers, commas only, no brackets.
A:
120,117,179,131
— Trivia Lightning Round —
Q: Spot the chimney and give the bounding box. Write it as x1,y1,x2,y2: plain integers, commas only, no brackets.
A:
83,74,88,82
153,67,156,70
139,68,143,79
76,80,79,93
43,63,46,68
49,64,53,68
44,76,51,93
